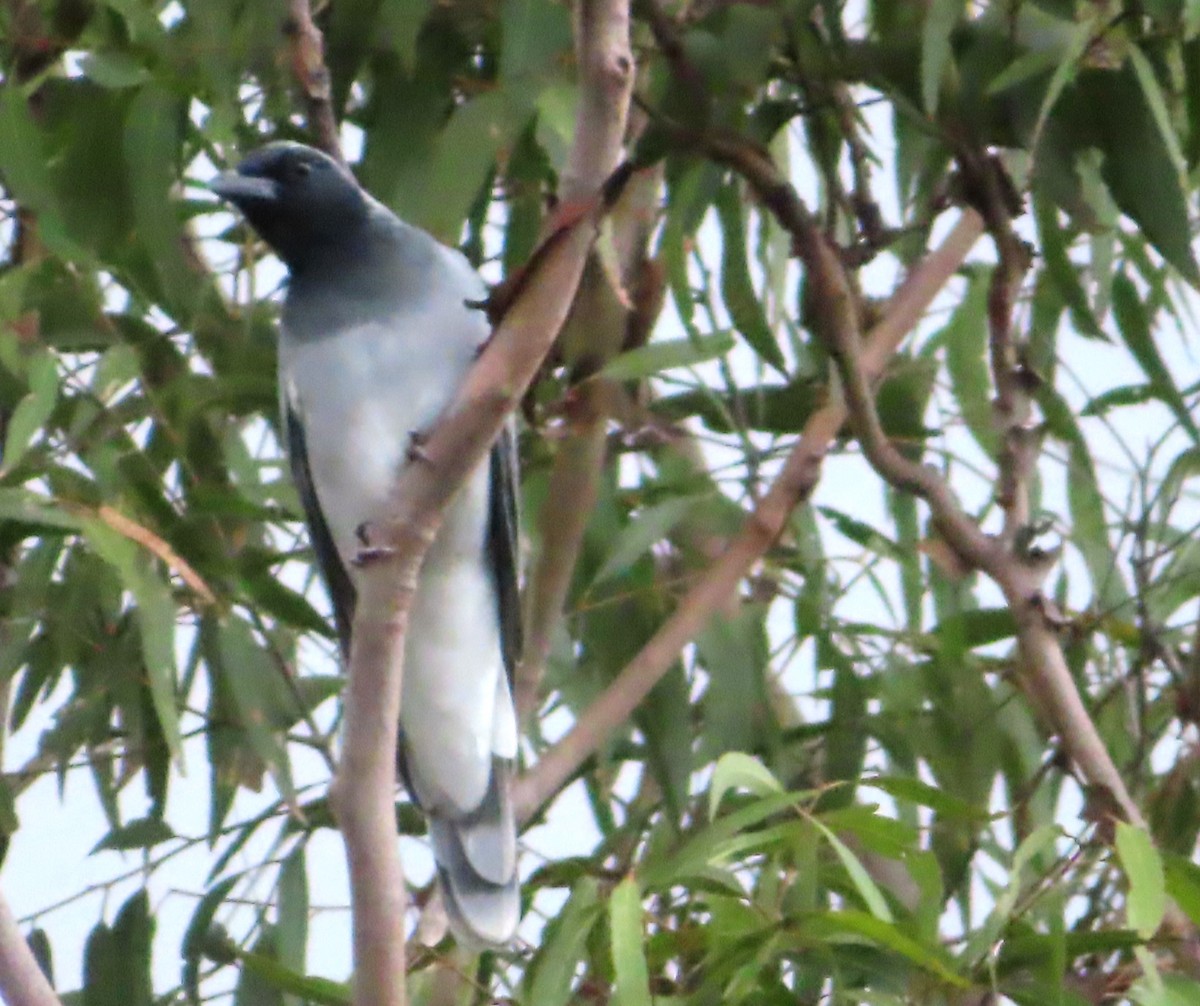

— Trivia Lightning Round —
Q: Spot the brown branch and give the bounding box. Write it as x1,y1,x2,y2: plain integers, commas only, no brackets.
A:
329,3,633,1001
91,505,216,605
333,202,600,1006
283,0,345,165
516,1,637,724
961,153,1036,547
0,892,60,1006
515,209,985,823
821,228,1148,831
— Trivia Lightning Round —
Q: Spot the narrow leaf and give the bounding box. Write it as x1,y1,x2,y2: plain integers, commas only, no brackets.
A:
922,0,964,113
601,330,735,381
709,752,783,818
610,876,652,1006
1116,822,1166,939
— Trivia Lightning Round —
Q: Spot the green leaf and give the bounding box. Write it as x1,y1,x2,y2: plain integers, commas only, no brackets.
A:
1030,19,1094,148
26,929,53,987
862,775,991,823
610,876,652,1006
93,816,175,852
922,0,964,113
0,89,74,256
1116,822,1166,939
82,520,183,765
1090,68,1200,283
3,351,59,473
79,51,150,88
601,331,735,381
1165,854,1200,929
277,847,309,1006
0,777,17,835
1035,200,1103,338
938,271,995,455
592,495,705,585
210,618,296,803
697,607,775,759
1111,272,1200,443
807,909,968,987
708,752,784,818
715,184,787,375
640,791,805,890
1128,44,1188,186
183,876,240,1003
1038,386,1129,612
85,891,154,1006
124,85,194,313
525,878,603,1006
236,940,348,1006
810,817,893,922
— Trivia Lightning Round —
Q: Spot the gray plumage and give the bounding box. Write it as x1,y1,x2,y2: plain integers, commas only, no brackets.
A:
212,142,521,947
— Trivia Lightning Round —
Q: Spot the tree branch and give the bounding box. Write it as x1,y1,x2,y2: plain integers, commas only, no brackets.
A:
283,0,345,165
516,2,637,724
329,2,633,1001
0,892,60,1006
515,209,985,822
821,221,1148,831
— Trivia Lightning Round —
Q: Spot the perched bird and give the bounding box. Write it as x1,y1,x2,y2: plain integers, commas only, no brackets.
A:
212,142,521,947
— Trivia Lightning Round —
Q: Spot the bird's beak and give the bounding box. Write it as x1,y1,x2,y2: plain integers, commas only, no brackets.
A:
210,172,280,205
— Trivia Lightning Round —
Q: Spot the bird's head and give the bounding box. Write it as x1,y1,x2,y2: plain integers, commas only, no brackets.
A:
211,142,368,271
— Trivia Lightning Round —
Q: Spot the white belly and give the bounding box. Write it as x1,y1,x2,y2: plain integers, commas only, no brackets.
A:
281,316,514,814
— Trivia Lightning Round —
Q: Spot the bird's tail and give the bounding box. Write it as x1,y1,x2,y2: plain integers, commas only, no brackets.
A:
427,758,520,948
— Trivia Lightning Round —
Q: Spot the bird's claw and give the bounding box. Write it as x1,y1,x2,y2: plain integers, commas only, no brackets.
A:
407,429,431,463
352,545,396,567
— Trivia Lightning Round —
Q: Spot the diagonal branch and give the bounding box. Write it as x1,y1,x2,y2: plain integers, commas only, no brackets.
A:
329,3,633,1001
515,209,985,822
515,0,639,725
821,222,1147,831
0,891,60,1006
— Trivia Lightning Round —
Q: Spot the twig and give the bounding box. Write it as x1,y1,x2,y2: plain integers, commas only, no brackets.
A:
283,0,345,165
961,153,1036,548
0,891,61,1006
820,214,1147,831
329,3,633,1002
515,209,985,823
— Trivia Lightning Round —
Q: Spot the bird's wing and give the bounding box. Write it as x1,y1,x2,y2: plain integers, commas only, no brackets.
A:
488,420,522,682
284,397,358,655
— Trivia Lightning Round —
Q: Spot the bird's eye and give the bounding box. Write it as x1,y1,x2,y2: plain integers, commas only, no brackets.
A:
293,161,313,179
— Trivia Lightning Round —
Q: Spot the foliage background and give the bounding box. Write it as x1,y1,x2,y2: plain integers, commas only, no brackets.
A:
3,0,1200,1004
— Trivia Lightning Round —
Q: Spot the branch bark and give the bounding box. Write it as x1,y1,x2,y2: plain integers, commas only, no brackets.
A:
821,213,1147,831
0,892,60,1006
700,128,1147,836
515,209,985,822
330,2,633,1002
284,0,345,165
516,0,637,725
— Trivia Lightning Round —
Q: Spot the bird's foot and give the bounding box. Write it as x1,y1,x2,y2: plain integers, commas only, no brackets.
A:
407,429,431,463
352,545,397,567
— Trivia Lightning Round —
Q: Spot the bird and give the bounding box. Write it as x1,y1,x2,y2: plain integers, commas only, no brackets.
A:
212,141,522,948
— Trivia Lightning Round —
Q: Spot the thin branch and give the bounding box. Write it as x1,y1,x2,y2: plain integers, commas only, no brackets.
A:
961,152,1037,548
821,219,1148,832
0,891,61,1006
516,2,638,724
329,2,633,1001
515,209,985,823
283,0,345,165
